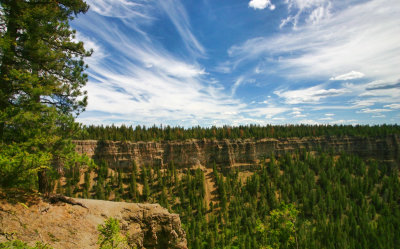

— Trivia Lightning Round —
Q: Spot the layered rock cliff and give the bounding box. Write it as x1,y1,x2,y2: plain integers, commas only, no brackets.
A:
0,191,187,249
74,135,400,169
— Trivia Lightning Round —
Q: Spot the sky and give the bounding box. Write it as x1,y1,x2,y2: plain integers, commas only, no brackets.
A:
72,0,400,127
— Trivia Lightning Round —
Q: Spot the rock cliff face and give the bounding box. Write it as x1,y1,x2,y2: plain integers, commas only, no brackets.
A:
74,135,400,169
0,192,187,249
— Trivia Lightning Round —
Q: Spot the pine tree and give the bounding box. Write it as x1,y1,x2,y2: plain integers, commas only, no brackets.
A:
0,0,91,192
129,171,138,201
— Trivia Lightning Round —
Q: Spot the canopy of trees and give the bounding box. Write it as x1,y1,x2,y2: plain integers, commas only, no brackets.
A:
76,124,400,141
58,152,400,249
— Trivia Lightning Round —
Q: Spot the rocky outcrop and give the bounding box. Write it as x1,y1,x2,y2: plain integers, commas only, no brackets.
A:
74,135,400,169
0,192,187,249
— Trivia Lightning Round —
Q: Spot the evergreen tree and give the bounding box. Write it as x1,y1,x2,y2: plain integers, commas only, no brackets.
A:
0,0,91,192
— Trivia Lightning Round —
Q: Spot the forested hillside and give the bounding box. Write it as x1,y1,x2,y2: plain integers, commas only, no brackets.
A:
54,151,400,249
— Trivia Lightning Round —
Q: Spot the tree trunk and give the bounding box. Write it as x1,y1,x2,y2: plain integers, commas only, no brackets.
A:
38,169,50,194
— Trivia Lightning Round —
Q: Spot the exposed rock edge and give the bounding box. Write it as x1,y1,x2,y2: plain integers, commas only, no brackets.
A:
74,135,400,169
0,195,187,249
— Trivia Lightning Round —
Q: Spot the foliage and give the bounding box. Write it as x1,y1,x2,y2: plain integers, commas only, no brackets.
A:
0,0,91,192
75,124,400,141
62,151,400,249
0,240,53,249
257,204,299,249
97,217,128,249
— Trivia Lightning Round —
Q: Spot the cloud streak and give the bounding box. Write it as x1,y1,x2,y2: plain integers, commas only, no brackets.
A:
229,0,400,82
274,85,348,104
71,0,400,126
158,0,206,57
75,0,308,127
281,0,332,28
330,71,364,81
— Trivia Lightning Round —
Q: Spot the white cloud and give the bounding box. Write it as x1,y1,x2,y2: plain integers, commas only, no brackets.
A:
359,108,392,114
351,99,375,108
75,0,399,126
291,110,301,115
330,71,365,81
359,85,400,101
158,0,205,57
231,77,244,96
77,0,306,127
214,64,232,74
298,119,319,125
320,113,334,120
249,0,275,10
274,85,348,104
229,0,400,82
384,104,400,109
281,0,331,28
254,66,262,74
290,107,306,117
86,0,151,19
287,0,328,10
243,106,289,118
307,4,331,25
327,119,358,125
74,32,107,64
74,2,254,127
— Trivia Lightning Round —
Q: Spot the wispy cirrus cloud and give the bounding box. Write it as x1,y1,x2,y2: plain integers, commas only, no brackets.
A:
226,0,400,123
358,108,392,114
281,0,332,28
72,0,399,126
384,104,400,109
73,1,249,126
231,77,244,96
242,106,289,119
87,0,151,19
158,0,205,57
330,71,365,81
76,0,307,127
229,0,400,82
274,85,348,104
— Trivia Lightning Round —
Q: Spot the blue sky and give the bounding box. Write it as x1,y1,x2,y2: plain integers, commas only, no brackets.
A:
73,0,400,127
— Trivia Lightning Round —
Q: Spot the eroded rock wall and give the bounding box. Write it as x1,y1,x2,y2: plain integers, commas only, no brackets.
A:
74,135,400,169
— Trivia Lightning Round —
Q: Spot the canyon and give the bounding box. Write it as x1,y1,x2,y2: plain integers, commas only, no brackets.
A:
74,135,400,170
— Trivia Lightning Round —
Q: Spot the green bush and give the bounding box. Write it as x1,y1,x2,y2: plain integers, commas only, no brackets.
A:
97,217,128,249
0,240,53,249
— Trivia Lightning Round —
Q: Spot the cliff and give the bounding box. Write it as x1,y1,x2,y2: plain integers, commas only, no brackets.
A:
0,191,187,249
74,135,400,169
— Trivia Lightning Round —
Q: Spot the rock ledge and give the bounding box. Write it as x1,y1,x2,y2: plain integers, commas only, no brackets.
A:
0,193,187,249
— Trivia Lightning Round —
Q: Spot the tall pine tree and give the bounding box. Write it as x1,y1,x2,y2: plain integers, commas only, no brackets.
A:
0,0,91,192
